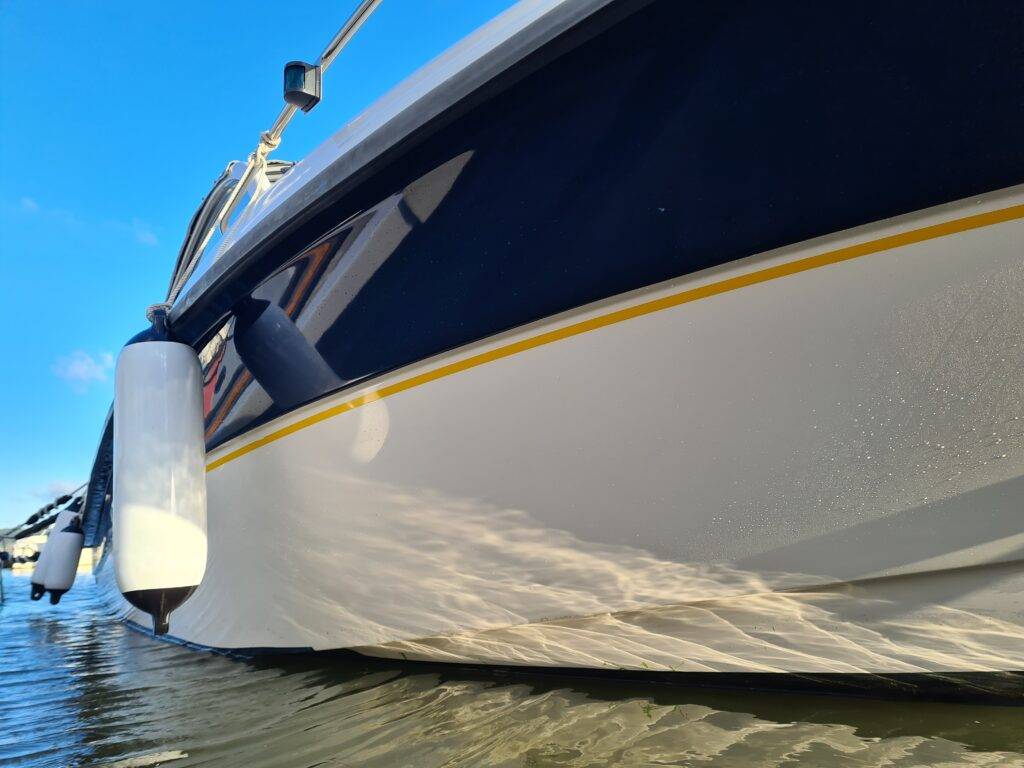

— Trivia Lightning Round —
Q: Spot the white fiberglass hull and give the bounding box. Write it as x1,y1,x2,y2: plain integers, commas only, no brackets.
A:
99,189,1024,681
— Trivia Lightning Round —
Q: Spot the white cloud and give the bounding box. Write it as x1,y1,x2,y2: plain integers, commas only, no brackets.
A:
10,198,157,246
34,481,80,501
52,350,114,393
131,218,158,246
101,216,158,246
7,197,81,228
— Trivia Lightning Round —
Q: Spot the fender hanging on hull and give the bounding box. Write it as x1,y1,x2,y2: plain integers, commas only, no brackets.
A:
43,514,84,604
30,505,80,602
114,334,208,635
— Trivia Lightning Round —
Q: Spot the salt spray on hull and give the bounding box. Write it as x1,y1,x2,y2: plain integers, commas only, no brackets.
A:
113,306,208,634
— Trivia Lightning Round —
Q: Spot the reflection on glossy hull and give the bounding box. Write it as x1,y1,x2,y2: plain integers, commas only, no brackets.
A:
357,564,1024,687
96,187,1024,698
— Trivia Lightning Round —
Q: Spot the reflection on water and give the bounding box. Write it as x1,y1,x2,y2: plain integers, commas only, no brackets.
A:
2,575,1022,768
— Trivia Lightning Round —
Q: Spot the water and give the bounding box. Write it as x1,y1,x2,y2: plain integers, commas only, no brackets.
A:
2,574,1022,768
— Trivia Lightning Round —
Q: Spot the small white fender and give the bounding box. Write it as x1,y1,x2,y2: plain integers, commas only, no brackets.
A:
43,513,84,604
30,507,78,601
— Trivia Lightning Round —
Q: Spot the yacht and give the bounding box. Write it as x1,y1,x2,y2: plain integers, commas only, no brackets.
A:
71,0,1024,698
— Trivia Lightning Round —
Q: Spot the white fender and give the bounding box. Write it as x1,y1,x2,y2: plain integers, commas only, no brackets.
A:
114,340,207,634
29,507,77,601
43,513,84,604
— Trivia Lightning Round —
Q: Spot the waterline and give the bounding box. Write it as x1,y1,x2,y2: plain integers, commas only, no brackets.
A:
2,575,1022,767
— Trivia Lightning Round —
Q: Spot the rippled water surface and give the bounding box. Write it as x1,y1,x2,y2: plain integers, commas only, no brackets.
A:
2,574,1023,768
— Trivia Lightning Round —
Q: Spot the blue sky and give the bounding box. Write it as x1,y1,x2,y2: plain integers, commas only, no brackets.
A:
0,0,514,527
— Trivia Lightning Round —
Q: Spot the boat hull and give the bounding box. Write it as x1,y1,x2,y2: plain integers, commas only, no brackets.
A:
98,189,1024,691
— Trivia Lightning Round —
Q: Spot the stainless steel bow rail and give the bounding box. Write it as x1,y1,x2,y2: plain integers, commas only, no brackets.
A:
167,0,384,303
